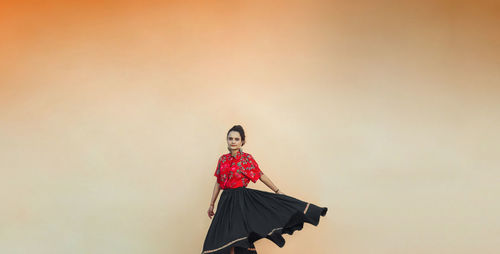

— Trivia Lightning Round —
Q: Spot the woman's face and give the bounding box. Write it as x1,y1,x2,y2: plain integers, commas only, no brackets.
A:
227,131,243,151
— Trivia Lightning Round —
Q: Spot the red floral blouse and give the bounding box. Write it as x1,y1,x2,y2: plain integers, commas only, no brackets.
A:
214,149,264,189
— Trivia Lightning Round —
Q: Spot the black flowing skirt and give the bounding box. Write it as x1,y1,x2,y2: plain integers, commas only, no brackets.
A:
201,186,328,254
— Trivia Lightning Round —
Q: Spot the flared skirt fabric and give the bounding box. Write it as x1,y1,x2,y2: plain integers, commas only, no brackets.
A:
201,186,328,254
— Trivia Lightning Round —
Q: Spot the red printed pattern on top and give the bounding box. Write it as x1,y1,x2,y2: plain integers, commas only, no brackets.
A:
213,150,263,189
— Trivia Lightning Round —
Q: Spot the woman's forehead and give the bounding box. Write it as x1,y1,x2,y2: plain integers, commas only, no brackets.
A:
228,131,241,137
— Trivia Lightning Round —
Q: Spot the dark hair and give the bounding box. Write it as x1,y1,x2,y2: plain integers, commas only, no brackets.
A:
227,125,246,145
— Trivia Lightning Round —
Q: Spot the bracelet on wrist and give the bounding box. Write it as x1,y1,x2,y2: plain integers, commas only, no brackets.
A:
274,188,279,193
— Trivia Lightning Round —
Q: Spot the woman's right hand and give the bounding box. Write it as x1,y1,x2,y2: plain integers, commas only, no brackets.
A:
207,204,215,219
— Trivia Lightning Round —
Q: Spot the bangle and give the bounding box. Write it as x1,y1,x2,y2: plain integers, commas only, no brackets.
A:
274,188,279,193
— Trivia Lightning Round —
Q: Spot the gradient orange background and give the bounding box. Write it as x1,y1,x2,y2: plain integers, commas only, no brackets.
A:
1,1,499,253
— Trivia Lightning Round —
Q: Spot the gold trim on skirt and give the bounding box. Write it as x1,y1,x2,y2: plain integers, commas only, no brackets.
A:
202,203,310,253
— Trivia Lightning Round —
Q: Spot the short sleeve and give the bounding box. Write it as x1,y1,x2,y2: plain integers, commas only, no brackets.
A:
245,154,263,183
213,157,222,179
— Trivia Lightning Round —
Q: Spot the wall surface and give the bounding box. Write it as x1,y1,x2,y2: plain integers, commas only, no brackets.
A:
1,0,498,253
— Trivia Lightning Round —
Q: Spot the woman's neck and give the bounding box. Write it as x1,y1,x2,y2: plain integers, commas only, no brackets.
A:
231,148,241,157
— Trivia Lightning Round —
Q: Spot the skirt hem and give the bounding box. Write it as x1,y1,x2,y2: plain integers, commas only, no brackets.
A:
202,202,328,254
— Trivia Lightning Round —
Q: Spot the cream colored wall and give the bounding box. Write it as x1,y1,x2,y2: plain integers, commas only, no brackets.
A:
0,1,498,253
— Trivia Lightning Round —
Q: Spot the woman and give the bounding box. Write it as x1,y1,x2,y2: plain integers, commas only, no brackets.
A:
201,125,328,254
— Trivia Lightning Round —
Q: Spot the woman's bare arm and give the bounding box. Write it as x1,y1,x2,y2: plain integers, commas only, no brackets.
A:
210,180,221,205
259,173,283,194
207,181,221,219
